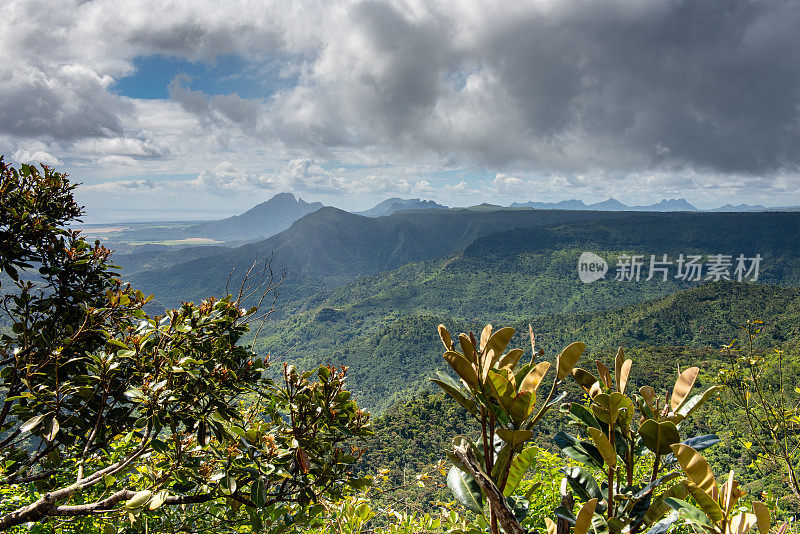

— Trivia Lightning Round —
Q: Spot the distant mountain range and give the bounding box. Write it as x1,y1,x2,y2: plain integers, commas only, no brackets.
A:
510,197,768,212
115,193,323,242
356,198,448,217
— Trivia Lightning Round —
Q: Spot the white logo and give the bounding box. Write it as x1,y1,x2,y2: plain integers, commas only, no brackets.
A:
578,252,608,283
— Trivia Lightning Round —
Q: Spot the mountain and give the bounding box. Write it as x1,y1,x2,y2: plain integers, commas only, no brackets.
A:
356,198,448,217
631,198,699,211
588,197,630,210
120,205,800,411
115,193,323,243
127,206,634,308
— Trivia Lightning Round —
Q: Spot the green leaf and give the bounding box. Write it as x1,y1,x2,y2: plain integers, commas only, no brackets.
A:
503,445,538,497
251,478,267,507
671,367,699,411
562,466,604,504
431,376,478,416
487,370,516,414
148,490,168,510
670,444,716,497
125,490,153,509
639,419,680,455
554,432,604,470
43,416,59,442
686,483,723,522
447,466,483,515
557,342,585,380
19,414,46,433
444,351,481,390
664,498,713,527
221,473,237,495
587,427,616,468
506,495,530,523
496,429,533,449
575,499,599,534
677,386,723,418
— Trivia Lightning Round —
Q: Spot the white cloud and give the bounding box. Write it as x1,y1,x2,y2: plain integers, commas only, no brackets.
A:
12,141,62,166
4,0,800,216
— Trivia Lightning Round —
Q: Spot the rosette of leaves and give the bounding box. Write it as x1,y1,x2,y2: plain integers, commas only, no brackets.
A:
551,348,722,534
433,324,584,534
664,444,771,534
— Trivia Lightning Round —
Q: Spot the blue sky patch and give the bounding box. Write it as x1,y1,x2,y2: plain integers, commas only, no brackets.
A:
112,54,297,100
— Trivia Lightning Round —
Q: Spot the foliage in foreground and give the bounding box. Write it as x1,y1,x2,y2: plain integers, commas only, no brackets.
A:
0,158,371,532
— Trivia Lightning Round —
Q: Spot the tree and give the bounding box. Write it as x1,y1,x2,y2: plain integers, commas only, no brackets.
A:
0,158,372,531
433,324,583,534
718,320,800,509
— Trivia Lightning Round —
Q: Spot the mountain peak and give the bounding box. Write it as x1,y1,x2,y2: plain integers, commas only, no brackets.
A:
356,197,448,217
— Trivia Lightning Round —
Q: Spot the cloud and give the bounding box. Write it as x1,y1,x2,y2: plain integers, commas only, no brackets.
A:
12,141,62,166
4,0,800,212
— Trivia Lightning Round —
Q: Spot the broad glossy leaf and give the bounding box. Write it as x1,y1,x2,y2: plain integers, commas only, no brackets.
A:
677,386,723,417
671,444,716,498
125,490,152,509
573,368,600,392
752,501,770,534
645,512,680,534
639,419,680,455
492,443,512,480
251,478,267,507
640,386,656,411
671,367,699,411
554,431,604,470
480,324,492,352
221,472,237,495
545,517,557,534
498,348,524,371
444,351,481,390
614,347,625,388
721,472,743,512
587,427,616,468
447,466,483,514
509,391,536,425
590,512,610,534
44,416,59,442
618,359,632,395
496,429,533,449
488,370,516,414
729,513,758,534
484,327,516,375
503,445,539,496
459,333,478,364
664,498,712,527
520,361,551,393
596,361,612,388
686,483,723,522
431,377,478,416
19,414,46,433
562,465,604,503
558,342,585,379
567,403,601,429
438,324,452,350
575,499,599,534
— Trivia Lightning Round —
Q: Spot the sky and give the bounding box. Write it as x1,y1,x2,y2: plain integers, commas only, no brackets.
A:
2,0,800,222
